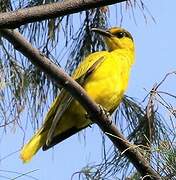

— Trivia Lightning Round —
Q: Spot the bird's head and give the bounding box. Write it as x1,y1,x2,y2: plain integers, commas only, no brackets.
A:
92,27,134,52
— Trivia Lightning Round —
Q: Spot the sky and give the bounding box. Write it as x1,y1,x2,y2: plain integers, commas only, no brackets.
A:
0,0,176,180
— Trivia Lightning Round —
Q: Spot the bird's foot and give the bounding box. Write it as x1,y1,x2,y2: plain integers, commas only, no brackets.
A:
98,104,112,126
85,104,112,126
98,104,110,117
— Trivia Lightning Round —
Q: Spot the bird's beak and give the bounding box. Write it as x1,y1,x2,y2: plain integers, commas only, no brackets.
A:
91,28,112,38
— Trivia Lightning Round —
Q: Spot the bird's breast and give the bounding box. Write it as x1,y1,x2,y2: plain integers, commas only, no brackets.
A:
84,54,131,112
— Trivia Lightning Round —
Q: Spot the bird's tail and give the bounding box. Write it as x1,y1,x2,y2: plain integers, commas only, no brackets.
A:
20,129,47,163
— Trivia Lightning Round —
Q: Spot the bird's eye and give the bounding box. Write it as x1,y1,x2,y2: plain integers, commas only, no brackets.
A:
116,32,126,38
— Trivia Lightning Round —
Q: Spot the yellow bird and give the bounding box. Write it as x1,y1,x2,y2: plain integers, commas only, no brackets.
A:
20,27,135,163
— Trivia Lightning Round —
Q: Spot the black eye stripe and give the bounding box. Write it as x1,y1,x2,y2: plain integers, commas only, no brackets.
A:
114,31,133,41
115,32,126,38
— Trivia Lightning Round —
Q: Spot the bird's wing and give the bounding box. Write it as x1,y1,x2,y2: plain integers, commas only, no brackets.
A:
45,52,108,147
72,51,108,80
45,90,73,146
43,126,87,151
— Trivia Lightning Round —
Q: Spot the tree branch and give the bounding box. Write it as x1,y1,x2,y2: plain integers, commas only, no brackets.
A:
0,0,127,29
0,29,161,179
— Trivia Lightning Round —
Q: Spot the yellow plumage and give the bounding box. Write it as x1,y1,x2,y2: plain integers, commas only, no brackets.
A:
20,27,135,162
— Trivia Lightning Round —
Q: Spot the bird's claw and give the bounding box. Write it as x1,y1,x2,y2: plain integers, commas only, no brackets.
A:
98,104,110,117
85,104,112,126
98,104,112,125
